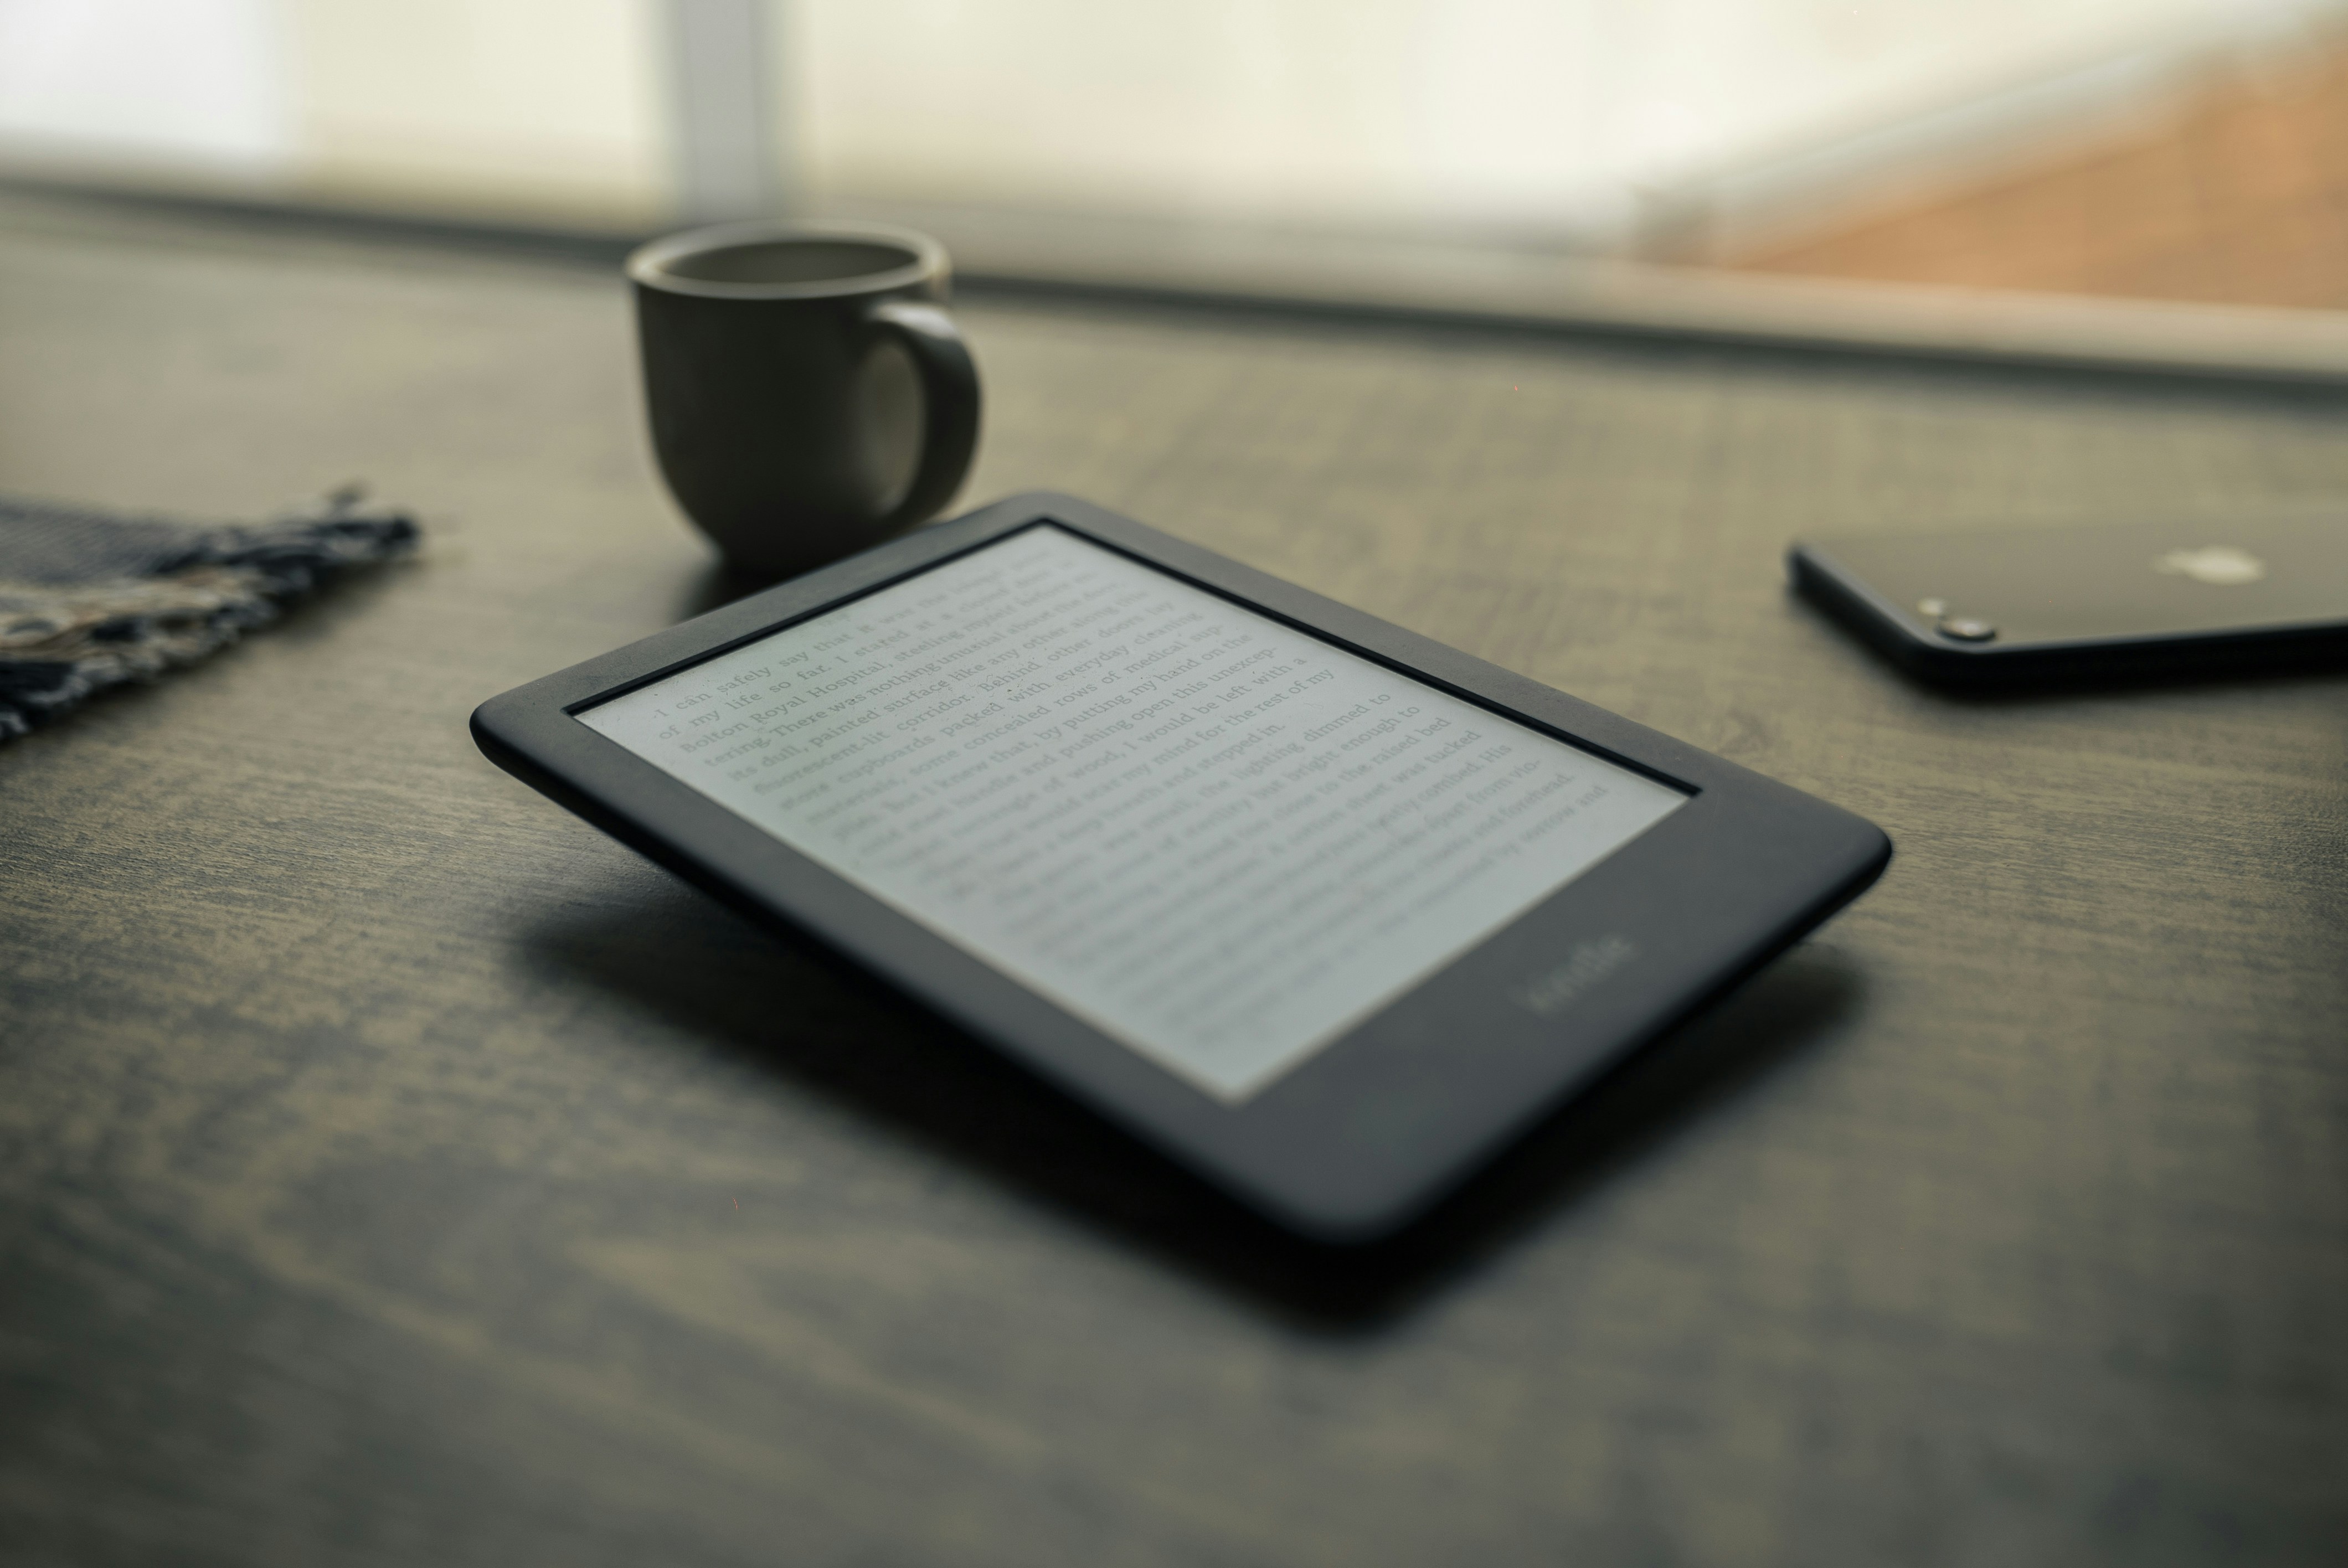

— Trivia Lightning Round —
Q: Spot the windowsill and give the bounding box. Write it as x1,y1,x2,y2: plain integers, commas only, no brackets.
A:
7,168,2347,389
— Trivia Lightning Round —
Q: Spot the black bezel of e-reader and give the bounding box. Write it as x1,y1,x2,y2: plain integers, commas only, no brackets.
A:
472,492,1891,1241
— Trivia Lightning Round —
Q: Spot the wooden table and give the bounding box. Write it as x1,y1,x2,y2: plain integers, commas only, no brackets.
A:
2,190,2342,1567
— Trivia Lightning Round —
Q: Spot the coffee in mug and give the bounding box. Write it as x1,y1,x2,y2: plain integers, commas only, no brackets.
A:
628,221,981,578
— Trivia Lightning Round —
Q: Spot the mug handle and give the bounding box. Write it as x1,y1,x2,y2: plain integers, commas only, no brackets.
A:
864,299,982,530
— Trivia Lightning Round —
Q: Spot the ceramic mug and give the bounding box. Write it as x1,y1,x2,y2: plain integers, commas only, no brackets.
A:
628,221,981,578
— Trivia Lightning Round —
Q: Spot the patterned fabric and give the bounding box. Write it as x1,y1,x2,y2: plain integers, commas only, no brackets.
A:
0,486,418,741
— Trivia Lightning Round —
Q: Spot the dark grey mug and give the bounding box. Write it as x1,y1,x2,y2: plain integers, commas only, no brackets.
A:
627,221,981,578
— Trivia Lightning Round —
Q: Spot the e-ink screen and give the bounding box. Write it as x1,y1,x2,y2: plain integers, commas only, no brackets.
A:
580,526,1687,1100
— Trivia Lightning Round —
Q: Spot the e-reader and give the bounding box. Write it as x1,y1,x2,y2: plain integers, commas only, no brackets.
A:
474,493,1890,1240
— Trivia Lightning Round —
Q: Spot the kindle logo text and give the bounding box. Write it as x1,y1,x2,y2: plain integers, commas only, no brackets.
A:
1515,936,1640,1018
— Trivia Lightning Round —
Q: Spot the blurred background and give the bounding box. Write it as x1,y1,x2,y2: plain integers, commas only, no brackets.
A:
3,0,2345,308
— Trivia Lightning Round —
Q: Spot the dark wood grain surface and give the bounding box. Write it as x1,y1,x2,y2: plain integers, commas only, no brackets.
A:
2,189,2343,1568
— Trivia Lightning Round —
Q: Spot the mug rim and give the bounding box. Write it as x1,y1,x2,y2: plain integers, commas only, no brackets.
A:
626,219,947,301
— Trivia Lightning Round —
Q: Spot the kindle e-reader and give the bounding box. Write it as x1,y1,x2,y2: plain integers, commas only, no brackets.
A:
473,493,1890,1240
